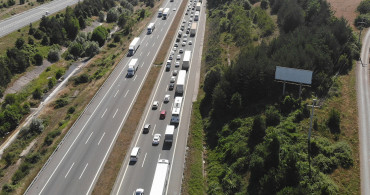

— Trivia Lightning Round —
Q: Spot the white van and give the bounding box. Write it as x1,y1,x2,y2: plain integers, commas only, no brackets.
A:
130,147,140,162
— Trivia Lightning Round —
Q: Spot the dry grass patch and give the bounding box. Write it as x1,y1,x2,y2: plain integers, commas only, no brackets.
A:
154,0,187,65
92,66,160,194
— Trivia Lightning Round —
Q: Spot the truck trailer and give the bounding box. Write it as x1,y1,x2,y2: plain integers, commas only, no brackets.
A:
128,37,140,56
190,22,197,37
163,8,170,19
182,50,191,70
149,159,170,195
127,58,138,77
147,23,155,34
164,125,175,143
158,8,164,17
175,70,186,95
196,2,201,11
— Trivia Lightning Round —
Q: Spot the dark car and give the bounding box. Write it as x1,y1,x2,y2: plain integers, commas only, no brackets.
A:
169,83,174,90
160,110,166,119
143,124,151,133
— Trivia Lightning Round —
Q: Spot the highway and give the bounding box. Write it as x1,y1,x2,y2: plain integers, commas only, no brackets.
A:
25,0,183,194
0,0,81,38
111,0,206,194
357,28,370,195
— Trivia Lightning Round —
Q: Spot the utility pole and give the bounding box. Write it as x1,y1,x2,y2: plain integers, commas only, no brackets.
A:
307,99,319,179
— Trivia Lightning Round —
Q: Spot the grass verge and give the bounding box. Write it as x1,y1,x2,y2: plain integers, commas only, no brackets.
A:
181,100,205,195
153,0,187,65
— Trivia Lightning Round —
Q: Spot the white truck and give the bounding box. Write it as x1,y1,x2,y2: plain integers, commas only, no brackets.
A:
190,22,197,37
182,50,191,70
175,70,186,95
194,11,199,21
128,37,140,56
171,97,183,123
158,8,164,17
147,23,155,34
149,159,170,195
196,2,201,11
163,8,170,19
127,58,138,77
164,125,175,143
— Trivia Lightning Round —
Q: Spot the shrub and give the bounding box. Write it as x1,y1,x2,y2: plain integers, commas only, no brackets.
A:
54,97,69,108
312,154,338,173
332,142,353,168
91,26,108,47
41,35,49,46
34,53,43,65
327,108,340,134
84,41,100,57
32,87,43,99
28,37,34,45
260,0,268,9
29,118,44,134
265,106,280,126
107,8,119,23
68,106,75,114
48,77,56,89
357,0,370,14
25,153,41,164
55,69,65,79
2,183,14,192
15,38,25,49
48,48,60,62
74,73,90,84
4,152,16,166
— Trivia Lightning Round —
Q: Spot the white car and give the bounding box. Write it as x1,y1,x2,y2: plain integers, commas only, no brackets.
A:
173,47,177,51
170,51,175,55
175,61,180,67
170,76,176,83
189,41,193,45
173,8,177,11
173,70,178,76
182,42,186,46
183,19,187,23
152,101,159,109
183,34,188,38
183,38,188,42
134,188,144,195
176,55,181,60
153,134,161,145
179,49,184,53
164,94,170,102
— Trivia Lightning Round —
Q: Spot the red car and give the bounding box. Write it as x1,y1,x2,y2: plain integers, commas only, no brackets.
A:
160,110,166,119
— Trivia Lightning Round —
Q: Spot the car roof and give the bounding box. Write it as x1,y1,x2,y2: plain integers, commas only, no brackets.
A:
144,124,150,128
160,110,166,114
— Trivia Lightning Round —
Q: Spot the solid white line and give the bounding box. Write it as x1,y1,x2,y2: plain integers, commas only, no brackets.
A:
98,132,105,146
114,90,119,97
113,109,119,118
124,90,129,97
64,162,75,178
79,163,88,180
85,132,93,144
151,124,157,136
134,75,138,81
141,153,147,167
38,48,132,195
101,108,107,118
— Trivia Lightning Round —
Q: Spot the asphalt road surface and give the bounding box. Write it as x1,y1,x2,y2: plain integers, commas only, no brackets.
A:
25,0,183,194
357,28,370,195
0,0,81,38
111,0,206,194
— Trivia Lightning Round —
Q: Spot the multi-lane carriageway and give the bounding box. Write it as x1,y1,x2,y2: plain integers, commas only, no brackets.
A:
25,0,191,193
112,0,206,194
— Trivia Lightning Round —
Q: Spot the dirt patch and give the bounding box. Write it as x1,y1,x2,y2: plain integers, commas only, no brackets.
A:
154,0,187,65
0,0,43,20
327,0,361,28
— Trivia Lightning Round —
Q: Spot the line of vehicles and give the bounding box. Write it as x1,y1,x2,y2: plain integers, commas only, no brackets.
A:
132,0,202,194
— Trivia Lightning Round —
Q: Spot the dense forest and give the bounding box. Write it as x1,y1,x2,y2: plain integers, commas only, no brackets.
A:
201,0,358,194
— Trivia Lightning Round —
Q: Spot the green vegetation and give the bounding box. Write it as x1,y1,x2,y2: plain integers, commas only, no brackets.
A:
355,0,370,28
191,0,360,194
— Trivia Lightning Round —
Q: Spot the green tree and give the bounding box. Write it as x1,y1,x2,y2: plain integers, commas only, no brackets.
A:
68,41,84,58
29,118,44,134
230,92,242,113
260,0,268,9
107,8,119,23
265,106,280,126
249,115,266,148
64,7,80,40
99,11,105,22
48,77,56,89
4,152,16,166
41,35,49,45
34,53,43,65
328,108,340,134
277,0,304,33
28,37,34,45
84,41,100,57
78,16,86,29
357,0,370,14
91,26,108,47
15,38,25,49
203,66,221,96
48,48,60,62
32,87,43,99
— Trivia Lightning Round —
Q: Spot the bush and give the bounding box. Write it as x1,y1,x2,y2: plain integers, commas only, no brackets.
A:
74,73,90,84
28,37,34,45
54,97,69,108
357,0,370,14
55,69,65,79
260,0,268,9
4,152,16,166
48,77,56,89
91,26,108,47
32,87,43,99
99,11,105,22
7,0,15,6
84,41,100,57
107,8,119,22
265,106,280,126
48,49,60,62
313,154,338,173
327,108,341,134
34,53,43,65
25,153,41,164
68,106,76,114
41,35,49,46
332,142,353,168
15,38,25,49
